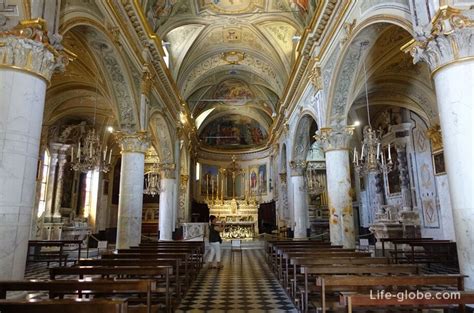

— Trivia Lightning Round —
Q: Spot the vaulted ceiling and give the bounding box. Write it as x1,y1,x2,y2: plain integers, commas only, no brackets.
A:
141,0,318,151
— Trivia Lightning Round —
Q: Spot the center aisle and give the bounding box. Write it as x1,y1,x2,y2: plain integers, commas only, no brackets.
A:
176,248,297,312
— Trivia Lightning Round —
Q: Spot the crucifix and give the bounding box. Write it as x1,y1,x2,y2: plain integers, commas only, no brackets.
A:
226,155,245,200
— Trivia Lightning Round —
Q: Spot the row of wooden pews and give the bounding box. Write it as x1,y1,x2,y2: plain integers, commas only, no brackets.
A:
266,238,473,312
0,240,204,313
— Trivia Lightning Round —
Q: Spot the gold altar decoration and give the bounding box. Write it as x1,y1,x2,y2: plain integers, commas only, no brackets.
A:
205,155,259,239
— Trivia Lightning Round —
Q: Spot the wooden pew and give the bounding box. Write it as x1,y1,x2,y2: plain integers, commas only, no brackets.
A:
49,266,172,311
78,258,187,296
27,240,82,266
379,237,433,256
300,264,420,312
0,280,154,313
317,274,466,313
0,298,128,313
288,257,390,300
341,290,474,312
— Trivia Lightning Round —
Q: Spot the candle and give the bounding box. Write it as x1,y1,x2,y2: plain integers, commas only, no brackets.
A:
353,147,357,163
376,143,380,160
381,151,385,166
89,144,93,158
77,144,81,158
355,152,359,166
388,143,392,161
71,146,74,159
108,149,112,163
360,144,365,160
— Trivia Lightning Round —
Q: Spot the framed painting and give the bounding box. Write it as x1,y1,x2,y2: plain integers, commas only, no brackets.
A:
201,164,219,196
258,164,267,194
433,150,446,175
385,145,401,195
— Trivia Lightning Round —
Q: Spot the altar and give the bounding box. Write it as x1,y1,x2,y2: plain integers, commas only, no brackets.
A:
207,199,259,239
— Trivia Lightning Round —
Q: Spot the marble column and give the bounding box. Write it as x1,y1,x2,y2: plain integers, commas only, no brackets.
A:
159,164,176,241
407,6,474,289
53,145,69,219
290,161,307,239
316,127,355,248
116,131,149,249
44,148,59,220
396,144,412,210
0,21,65,280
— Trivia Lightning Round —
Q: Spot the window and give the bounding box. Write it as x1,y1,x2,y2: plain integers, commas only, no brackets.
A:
83,170,100,221
37,150,51,217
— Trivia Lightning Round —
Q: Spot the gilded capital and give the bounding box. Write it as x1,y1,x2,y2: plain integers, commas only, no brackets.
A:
0,19,67,82
289,160,306,176
116,131,149,154
161,163,176,179
140,65,153,95
403,6,474,72
314,126,354,152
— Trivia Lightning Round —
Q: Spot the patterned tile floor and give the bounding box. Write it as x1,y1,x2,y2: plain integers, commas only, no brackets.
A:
176,248,297,313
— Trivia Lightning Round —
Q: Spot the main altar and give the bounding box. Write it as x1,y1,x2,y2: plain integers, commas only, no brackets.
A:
203,156,260,239
207,199,259,239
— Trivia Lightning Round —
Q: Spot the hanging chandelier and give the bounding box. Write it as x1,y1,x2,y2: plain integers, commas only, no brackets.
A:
352,41,393,177
144,163,161,197
70,127,111,173
70,47,111,174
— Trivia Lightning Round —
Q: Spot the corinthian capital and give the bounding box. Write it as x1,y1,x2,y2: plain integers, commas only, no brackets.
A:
289,160,306,176
403,6,474,72
0,19,68,82
116,130,149,154
314,126,354,152
160,163,176,179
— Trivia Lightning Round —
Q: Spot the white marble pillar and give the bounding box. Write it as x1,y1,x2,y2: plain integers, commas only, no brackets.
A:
44,149,59,220
407,7,474,289
0,22,64,280
53,145,69,218
116,131,149,249
289,164,307,239
316,127,355,248
159,164,176,240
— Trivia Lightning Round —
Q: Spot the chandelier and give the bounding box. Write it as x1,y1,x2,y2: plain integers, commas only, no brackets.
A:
144,163,161,197
71,127,111,173
70,46,111,173
353,41,393,177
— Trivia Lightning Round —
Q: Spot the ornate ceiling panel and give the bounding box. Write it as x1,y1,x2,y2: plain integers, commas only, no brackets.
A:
141,0,314,151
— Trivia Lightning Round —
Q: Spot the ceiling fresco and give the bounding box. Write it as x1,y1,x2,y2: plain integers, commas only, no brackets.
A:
141,0,319,150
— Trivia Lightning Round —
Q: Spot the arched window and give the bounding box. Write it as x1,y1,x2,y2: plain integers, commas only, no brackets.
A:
37,150,51,217
83,170,100,221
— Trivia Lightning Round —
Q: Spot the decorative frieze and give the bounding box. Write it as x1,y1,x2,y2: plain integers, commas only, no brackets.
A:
403,6,474,72
315,126,354,152
0,19,67,81
116,131,149,154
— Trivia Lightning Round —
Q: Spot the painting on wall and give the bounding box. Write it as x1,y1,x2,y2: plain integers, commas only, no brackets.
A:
145,0,177,32
433,151,446,175
200,164,219,196
214,79,254,106
199,114,268,149
199,0,265,14
258,164,267,194
249,166,259,194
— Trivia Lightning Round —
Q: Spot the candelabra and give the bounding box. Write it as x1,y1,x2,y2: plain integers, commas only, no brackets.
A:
353,126,393,176
70,128,111,173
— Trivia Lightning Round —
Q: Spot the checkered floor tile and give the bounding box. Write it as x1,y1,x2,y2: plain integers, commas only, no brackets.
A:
176,249,297,313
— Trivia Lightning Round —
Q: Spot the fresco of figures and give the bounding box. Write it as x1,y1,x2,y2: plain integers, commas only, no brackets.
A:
200,114,267,149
